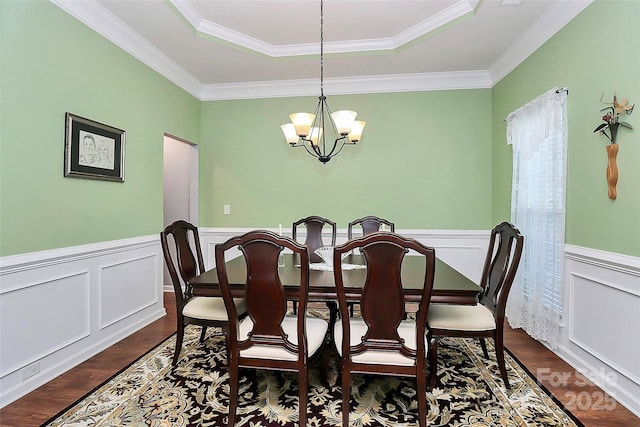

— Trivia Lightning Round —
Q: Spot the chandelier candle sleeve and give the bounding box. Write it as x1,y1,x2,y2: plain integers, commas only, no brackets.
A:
331,110,358,135
281,124,298,145
290,113,315,137
309,127,323,146
348,121,366,143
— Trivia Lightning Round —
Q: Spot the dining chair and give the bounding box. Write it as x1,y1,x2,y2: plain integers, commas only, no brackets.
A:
333,232,436,427
427,221,524,389
215,230,329,427
291,215,337,314
347,215,395,240
160,220,247,366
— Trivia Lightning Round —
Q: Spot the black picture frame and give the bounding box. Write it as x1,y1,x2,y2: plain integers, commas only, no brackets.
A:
64,113,125,182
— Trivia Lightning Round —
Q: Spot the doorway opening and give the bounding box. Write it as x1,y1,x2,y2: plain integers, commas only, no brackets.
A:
163,133,198,288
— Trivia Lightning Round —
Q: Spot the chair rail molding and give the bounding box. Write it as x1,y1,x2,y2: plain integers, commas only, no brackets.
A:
0,235,166,408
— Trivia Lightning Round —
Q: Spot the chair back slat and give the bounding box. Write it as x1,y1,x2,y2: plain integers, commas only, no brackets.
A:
358,241,406,348
241,239,288,339
347,216,395,240
479,222,524,317
292,216,336,263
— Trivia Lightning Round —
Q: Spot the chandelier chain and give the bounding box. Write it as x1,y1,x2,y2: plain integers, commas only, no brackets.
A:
320,0,324,97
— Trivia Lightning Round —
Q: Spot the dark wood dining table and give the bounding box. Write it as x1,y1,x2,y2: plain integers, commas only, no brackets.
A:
189,253,481,305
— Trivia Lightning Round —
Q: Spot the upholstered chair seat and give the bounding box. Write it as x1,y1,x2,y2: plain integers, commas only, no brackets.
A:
334,319,427,366
427,304,496,331
239,315,328,361
183,297,246,321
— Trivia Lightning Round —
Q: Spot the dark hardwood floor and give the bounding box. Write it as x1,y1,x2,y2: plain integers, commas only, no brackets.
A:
1,293,637,426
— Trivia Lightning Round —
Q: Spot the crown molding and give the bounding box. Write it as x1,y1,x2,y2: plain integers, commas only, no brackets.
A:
199,71,493,101
51,0,591,101
489,0,592,84
170,0,478,57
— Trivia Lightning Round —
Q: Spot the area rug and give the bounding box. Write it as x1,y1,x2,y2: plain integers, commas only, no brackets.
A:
43,310,582,427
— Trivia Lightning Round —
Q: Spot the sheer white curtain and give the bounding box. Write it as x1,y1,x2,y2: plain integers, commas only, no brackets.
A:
505,88,567,350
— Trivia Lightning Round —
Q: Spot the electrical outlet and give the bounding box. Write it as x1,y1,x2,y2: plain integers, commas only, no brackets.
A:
21,361,40,380
223,204,231,215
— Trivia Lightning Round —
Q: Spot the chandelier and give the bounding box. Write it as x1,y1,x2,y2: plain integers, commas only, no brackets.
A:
280,0,366,164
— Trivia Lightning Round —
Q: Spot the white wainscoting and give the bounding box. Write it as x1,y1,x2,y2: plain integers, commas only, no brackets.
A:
6,230,636,417
560,245,640,417
0,235,166,407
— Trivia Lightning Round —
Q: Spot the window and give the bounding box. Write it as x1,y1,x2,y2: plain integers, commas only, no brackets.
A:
504,88,567,349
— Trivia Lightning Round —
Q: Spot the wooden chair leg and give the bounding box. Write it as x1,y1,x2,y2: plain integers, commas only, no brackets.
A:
199,326,208,343
299,367,308,427
292,300,298,314
173,319,185,366
494,330,510,388
479,337,489,359
227,361,239,427
342,364,350,427
416,363,427,427
318,341,332,388
428,335,438,390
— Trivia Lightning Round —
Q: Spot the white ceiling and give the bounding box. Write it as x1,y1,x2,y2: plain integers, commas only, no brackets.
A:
52,0,591,100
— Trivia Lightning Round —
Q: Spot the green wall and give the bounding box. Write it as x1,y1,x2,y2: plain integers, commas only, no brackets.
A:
0,1,201,256
2,1,637,259
199,90,493,229
491,0,640,257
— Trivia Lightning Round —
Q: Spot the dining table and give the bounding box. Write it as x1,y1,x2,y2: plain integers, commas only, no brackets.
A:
190,251,482,379
189,253,481,305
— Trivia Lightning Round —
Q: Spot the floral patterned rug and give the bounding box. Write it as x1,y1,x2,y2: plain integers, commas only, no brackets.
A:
44,310,582,427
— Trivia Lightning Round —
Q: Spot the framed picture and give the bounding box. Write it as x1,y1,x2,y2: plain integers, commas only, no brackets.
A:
64,113,125,182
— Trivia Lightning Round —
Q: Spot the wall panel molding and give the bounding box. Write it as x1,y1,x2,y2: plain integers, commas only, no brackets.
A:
100,253,161,329
0,271,91,377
